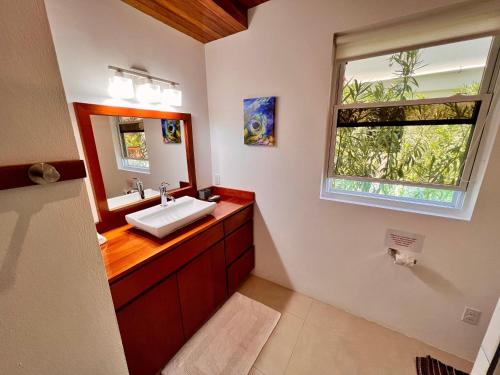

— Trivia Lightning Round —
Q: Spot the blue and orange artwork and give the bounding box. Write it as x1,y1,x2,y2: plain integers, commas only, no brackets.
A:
244,97,276,146
161,119,181,144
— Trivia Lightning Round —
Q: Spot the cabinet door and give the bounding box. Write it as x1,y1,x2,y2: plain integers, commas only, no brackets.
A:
116,274,185,375
178,241,227,338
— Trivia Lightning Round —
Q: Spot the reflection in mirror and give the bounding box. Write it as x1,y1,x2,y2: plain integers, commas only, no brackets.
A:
90,115,189,210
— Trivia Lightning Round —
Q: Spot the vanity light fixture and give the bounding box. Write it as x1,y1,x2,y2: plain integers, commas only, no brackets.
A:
108,70,135,99
107,65,182,106
163,84,182,107
135,78,162,104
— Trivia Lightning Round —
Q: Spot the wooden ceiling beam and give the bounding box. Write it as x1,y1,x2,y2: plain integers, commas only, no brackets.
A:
121,0,269,43
237,0,269,7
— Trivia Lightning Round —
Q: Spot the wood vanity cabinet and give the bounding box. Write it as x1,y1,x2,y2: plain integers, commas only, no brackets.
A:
109,203,255,375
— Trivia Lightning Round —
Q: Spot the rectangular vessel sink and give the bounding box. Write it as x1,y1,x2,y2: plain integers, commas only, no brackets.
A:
125,196,217,238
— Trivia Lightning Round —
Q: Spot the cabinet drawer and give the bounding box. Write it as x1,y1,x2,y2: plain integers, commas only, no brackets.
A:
227,247,255,294
223,205,253,235
111,223,224,309
225,220,253,265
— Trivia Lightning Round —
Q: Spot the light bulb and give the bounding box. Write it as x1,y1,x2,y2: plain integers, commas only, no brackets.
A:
136,79,162,104
163,85,182,107
108,72,134,99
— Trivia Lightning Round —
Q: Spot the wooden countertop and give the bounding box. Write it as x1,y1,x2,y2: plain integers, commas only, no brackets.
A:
101,194,254,283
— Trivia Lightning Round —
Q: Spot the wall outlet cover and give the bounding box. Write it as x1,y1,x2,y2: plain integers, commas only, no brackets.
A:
462,306,481,325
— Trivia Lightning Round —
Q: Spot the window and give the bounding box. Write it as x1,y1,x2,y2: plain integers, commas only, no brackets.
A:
116,117,150,172
322,36,500,219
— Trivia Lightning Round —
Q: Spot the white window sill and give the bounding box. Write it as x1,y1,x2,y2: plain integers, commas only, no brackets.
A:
320,189,473,221
118,166,150,174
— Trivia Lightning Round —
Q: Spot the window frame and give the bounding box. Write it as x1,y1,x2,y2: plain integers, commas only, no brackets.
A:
329,94,492,192
321,35,500,219
114,120,151,174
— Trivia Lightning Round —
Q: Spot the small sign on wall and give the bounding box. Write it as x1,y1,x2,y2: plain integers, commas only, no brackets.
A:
385,229,425,253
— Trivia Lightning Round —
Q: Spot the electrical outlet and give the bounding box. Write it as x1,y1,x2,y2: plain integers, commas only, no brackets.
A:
215,174,221,185
462,306,481,325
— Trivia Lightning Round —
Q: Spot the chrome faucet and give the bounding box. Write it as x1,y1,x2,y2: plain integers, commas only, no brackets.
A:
133,178,145,199
159,182,175,206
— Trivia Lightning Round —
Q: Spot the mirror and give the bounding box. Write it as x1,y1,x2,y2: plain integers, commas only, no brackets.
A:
74,103,196,231
90,115,189,210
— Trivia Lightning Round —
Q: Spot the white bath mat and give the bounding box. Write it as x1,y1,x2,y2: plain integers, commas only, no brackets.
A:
162,292,281,375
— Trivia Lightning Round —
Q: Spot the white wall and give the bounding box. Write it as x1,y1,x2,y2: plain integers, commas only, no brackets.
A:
91,116,189,197
44,0,212,213
205,0,500,360
0,1,128,374
471,298,500,374
141,119,190,190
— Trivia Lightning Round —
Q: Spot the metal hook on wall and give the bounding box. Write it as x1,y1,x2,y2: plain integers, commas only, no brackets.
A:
27,163,61,185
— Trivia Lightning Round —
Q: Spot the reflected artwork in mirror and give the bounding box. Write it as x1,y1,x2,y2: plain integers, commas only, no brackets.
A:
162,119,182,144
74,103,196,231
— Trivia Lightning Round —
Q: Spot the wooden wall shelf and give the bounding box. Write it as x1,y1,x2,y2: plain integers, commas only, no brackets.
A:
0,160,86,190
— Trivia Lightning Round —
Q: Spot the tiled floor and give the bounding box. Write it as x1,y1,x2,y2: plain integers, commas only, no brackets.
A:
239,275,472,375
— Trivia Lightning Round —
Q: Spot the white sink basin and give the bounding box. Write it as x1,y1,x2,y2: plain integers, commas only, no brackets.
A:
125,196,217,238
107,188,160,210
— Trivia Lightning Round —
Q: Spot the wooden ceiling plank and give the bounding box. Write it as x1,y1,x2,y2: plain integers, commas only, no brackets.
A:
159,0,246,36
236,0,269,8
192,3,245,36
155,0,242,37
124,0,234,42
208,0,248,29
121,0,269,43
122,0,216,42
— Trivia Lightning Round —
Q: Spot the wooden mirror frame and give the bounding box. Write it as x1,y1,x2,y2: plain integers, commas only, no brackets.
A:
73,102,197,232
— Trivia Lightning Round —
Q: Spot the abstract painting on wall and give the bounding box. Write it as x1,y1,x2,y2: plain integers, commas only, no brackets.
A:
244,96,276,146
161,119,181,144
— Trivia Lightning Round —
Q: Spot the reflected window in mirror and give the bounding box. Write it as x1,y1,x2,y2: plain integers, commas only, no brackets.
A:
116,117,150,172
